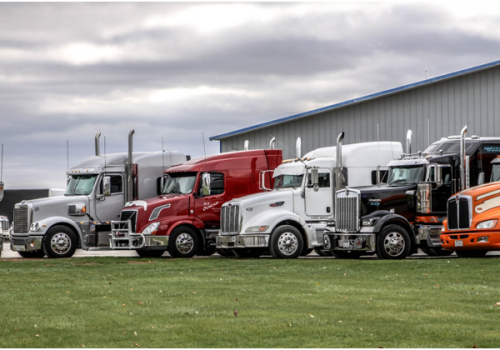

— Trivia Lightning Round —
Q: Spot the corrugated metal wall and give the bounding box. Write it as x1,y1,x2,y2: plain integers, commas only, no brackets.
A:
219,67,500,159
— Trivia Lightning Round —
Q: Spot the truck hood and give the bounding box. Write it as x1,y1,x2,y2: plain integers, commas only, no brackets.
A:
226,190,294,207
355,183,416,217
454,182,500,198
17,195,89,223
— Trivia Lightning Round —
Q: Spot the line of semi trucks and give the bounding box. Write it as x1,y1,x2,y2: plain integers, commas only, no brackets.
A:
3,125,500,260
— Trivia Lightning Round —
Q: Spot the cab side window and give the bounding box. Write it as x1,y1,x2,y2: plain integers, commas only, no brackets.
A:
307,173,331,188
200,173,224,195
109,175,123,194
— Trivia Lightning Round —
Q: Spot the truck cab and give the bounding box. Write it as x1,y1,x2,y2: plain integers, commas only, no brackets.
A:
10,131,187,258
216,135,403,259
440,156,500,257
324,127,500,259
109,149,282,258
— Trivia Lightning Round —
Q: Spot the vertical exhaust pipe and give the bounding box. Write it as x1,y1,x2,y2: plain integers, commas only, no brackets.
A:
296,137,302,158
95,132,101,156
127,129,135,202
460,125,468,191
269,137,276,149
244,140,249,151
406,130,412,155
335,132,345,192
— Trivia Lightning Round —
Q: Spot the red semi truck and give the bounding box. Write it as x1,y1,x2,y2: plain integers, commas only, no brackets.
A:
110,148,282,257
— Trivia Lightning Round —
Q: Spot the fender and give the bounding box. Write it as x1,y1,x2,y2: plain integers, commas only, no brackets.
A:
372,213,414,238
242,208,306,235
31,216,83,246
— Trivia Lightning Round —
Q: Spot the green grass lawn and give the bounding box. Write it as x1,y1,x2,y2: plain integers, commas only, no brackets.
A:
1,256,499,348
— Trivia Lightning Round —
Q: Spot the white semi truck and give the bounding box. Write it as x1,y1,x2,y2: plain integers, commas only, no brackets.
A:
216,133,403,258
10,130,187,258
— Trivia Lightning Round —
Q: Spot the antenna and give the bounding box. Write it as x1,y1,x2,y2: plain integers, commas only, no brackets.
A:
428,117,430,146
425,69,428,79
104,136,107,177
1,144,3,182
162,137,165,172
66,140,69,170
202,132,207,172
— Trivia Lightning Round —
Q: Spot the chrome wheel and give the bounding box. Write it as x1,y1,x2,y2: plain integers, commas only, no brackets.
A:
382,231,405,257
277,231,299,256
175,233,194,254
50,232,72,254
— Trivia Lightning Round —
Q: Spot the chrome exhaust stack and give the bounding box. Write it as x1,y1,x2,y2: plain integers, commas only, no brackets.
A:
335,132,345,192
269,137,276,149
460,125,468,191
406,130,412,155
127,129,135,202
244,140,249,151
95,132,101,156
296,137,302,158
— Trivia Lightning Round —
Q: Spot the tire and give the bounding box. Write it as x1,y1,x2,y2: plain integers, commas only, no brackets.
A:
375,225,411,260
233,249,263,258
198,245,216,256
269,225,303,259
301,248,313,256
18,250,46,258
421,247,454,256
44,226,77,258
216,249,235,257
314,248,335,256
456,250,487,258
136,250,165,258
168,226,199,258
333,250,362,259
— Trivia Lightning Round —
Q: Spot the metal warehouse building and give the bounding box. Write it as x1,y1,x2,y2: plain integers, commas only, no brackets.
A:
210,60,500,159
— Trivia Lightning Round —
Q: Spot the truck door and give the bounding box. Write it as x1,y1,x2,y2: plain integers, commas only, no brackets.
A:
193,172,225,229
305,169,334,218
94,174,125,222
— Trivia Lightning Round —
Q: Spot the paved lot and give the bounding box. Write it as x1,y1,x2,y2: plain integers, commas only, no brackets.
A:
2,240,500,260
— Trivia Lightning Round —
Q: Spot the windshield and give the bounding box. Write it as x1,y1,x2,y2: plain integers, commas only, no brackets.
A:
65,175,97,196
424,141,473,154
163,172,197,194
492,164,500,182
387,165,425,186
274,174,304,189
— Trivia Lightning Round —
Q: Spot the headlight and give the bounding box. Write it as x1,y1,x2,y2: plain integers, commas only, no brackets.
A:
30,222,41,232
245,226,269,233
361,218,378,226
476,220,497,229
142,222,160,235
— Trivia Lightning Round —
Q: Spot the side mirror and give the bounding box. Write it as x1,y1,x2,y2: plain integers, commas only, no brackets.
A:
201,173,211,196
310,168,319,192
428,165,442,187
478,172,485,185
158,176,167,195
103,176,111,197
0,181,4,202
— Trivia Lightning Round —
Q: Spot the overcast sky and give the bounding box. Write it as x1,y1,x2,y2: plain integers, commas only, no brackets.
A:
1,2,500,189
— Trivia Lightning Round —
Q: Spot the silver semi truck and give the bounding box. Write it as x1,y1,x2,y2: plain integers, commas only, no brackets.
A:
10,130,187,258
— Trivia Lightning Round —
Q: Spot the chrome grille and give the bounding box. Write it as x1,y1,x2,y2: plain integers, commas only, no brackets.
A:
221,204,240,235
447,195,471,230
335,189,360,232
14,205,29,233
1,220,9,231
119,210,137,232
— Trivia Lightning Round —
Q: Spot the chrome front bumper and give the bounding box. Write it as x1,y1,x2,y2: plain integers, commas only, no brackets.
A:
10,234,43,252
110,220,169,250
217,234,269,249
416,225,442,248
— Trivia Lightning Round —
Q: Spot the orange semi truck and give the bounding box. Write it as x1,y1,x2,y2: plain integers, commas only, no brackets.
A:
441,156,500,257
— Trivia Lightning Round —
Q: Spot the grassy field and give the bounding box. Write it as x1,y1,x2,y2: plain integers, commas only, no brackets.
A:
1,255,500,348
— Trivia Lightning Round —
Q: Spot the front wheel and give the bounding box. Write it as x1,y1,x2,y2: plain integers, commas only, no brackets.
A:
136,250,165,258
421,247,454,256
456,250,487,258
44,226,77,258
375,225,411,260
18,250,46,258
269,225,303,259
168,226,199,258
